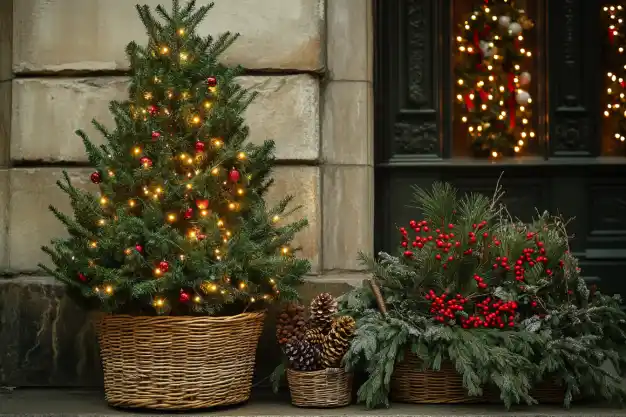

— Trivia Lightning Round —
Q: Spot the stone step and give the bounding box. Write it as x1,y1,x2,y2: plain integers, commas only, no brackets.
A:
1,389,625,417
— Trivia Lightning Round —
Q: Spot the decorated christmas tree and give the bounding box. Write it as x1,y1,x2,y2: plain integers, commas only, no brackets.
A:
455,0,535,158
39,0,310,316
603,4,626,148
340,182,626,409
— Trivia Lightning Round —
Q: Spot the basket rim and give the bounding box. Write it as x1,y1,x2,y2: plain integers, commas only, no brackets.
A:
98,311,266,323
287,367,350,377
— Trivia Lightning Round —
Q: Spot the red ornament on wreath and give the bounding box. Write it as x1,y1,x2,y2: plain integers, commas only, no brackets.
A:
135,244,143,253
78,272,87,282
158,261,169,272
148,105,159,116
179,291,190,303
229,168,240,183
140,156,153,168
151,131,161,140
184,207,193,219
206,76,217,87
90,171,102,184
195,141,206,152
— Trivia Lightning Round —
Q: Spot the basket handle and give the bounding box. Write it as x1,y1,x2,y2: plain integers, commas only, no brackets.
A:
368,279,388,317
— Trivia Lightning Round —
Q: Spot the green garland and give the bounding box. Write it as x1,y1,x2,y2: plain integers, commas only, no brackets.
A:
339,182,626,408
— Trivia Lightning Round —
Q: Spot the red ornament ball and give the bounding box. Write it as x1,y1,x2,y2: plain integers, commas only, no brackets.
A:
140,156,153,167
179,292,190,303
90,171,102,184
148,105,159,116
207,76,217,87
184,207,193,219
229,169,241,182
195,141,206,152
151,131,161,140
158,261,169,272
78,272,87,282
135,245,143,253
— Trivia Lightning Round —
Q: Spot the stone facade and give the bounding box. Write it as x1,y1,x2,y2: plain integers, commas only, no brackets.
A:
0,0,374,386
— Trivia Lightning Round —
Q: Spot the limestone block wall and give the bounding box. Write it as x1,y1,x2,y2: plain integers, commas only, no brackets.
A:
0,0,374,386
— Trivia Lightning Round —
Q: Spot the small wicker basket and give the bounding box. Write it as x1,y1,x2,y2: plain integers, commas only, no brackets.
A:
286,368,353,408
391,353,479,404
96,312,265,410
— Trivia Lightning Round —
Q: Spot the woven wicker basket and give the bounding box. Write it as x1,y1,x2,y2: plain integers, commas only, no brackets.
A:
391,353,479,404
483,377,570,405
287,368,353,408
96,312,265,410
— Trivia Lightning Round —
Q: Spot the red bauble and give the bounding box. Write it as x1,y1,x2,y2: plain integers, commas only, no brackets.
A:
140,156,153,167
229,169,240,182
78,272,87,282
196,199,209,210
90,171,102,184
184,207,193,219
149,105,159,116
206,76,217,87
179,292,190,303
158,261,169,272
195,141,206,152
151,131,161,140
135,245,143,253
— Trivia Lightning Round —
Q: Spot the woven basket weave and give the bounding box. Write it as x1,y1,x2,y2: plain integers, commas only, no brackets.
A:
484,376,571,405
391,353,479,404
96,312,265,410
287,368,353,408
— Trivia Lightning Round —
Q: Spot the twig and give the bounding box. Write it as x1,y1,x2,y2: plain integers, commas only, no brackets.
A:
368,279,388,317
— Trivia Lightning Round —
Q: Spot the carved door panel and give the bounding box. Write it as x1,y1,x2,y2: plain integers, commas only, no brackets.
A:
375,0,626,297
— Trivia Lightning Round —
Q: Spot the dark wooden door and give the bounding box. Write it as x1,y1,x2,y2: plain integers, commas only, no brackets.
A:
374,0,626,297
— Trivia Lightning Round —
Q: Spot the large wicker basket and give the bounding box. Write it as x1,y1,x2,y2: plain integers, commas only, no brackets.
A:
286,368,353,408
96,312,265,410
391,353,479,404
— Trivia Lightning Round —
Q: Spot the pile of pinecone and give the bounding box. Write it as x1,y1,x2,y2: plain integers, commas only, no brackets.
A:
276,292,356,372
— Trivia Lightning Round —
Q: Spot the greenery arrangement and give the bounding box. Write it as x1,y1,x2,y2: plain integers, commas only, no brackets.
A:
39,0,310,316
340,182,626,408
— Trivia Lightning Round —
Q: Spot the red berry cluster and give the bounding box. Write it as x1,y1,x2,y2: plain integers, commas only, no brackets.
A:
473,274,488,290
461,297,518,329
425,290,466,324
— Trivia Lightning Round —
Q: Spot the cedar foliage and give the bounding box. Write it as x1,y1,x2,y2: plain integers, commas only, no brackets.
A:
339,182,626,409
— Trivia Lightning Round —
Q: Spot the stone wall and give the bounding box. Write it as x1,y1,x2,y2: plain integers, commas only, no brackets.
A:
0,0,374,387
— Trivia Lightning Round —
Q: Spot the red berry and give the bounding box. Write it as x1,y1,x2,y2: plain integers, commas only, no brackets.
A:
195,141,206,152
435,254,442,261
448,223,454,229
423,226,430,232
404,250,413,257
531,301,537,307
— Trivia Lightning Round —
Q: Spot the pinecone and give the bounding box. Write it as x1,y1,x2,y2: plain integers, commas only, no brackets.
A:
284,339,320,371
304,327,326,347
309,292,338,331
276,302,307,345
321,316,356,368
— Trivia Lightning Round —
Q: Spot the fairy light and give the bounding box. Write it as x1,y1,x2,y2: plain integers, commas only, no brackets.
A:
167,213,177,222
100,196,108,205
281,247,290,255
603,5,626,145
133,147,141,155
212,138,223,147
272,215,280,223
160,46,169,54
237,152,246,160
456,2,534,157
178,28,185,36
217,219,224,227
194,296,201,303
191,115,201,124
89,241,98,249
154,298,165,307
105,285,113,294
97,219,106,226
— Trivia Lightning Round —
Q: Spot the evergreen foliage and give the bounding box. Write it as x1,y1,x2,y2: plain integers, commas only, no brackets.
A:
340,182,626,408
39,0,310,316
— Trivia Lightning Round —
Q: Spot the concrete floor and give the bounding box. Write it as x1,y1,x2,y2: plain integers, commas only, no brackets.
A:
1,389,626,417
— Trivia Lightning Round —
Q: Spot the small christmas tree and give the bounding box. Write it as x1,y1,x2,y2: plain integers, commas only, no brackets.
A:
455,0,535,158
39,0,310,316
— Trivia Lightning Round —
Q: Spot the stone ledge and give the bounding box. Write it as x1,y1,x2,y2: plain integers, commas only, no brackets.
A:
0,389,624,416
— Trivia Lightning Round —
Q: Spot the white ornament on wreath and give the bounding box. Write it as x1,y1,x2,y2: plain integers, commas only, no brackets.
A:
516,90,531,105
479,40,495,58
519,72,531,86
508,22,523,35
499,15,511,28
